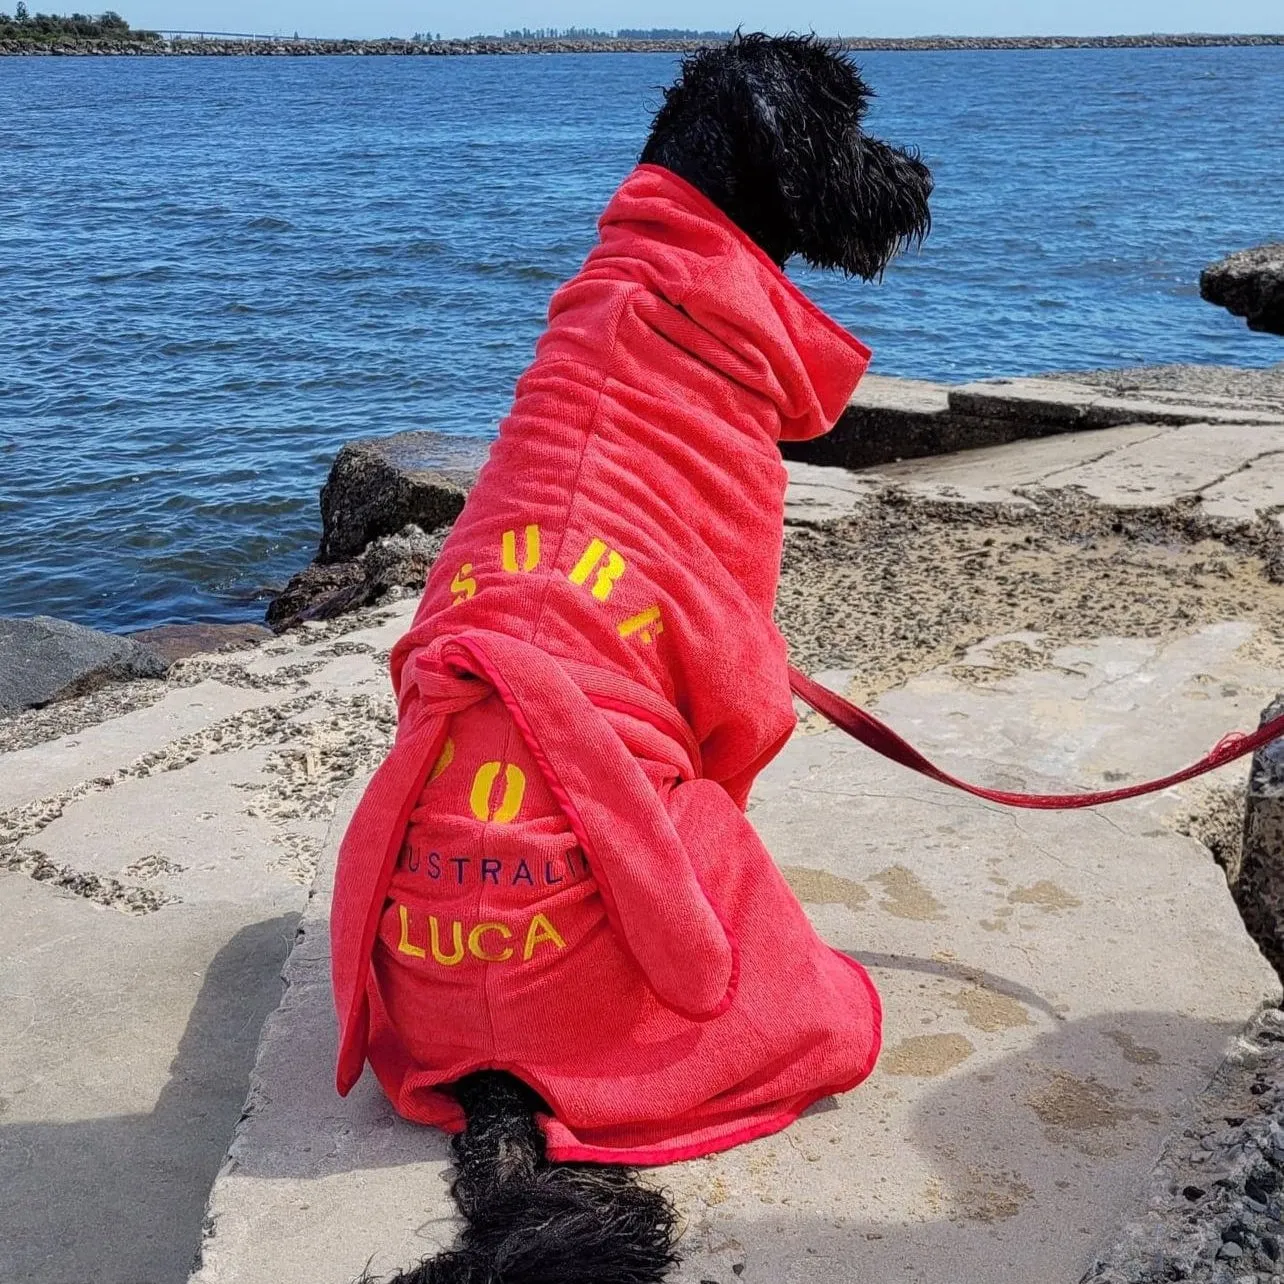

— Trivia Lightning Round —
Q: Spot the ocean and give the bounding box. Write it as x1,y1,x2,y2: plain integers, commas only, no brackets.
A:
2,48,1282,633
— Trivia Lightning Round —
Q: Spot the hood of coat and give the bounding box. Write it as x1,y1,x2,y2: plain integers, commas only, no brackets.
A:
589,163,872,442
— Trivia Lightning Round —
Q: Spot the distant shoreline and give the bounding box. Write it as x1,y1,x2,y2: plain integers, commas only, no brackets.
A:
3,32,1284,56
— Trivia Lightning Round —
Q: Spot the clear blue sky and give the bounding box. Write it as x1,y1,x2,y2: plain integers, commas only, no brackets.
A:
124,0,1284,40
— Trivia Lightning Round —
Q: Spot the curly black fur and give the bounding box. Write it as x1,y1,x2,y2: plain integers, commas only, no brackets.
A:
640,31,933,277
384,1072,680,1284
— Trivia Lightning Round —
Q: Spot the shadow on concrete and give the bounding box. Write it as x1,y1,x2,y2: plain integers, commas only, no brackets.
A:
0,913,298,1284
665,1005,1245,1284
849,949,1067,1025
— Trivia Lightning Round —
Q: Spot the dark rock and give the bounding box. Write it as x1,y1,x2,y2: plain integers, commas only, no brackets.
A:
1228,695,1284,987
316,432,487,563
0,615,168,716
126,621,274,663
1201,245,1284,336
267,525,449,632
265,559,368,633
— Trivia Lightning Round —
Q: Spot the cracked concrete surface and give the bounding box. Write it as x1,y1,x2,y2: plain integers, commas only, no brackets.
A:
4,402,1284,1284
190,626,1284,1284
785,415,1284,521
0,603,414,1284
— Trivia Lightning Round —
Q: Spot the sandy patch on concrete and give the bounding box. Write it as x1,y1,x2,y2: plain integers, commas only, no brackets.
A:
870,865,947,921
781,866,870,912
880,1033,976,1077
777,491,1284,703
947,986,1032,1033
1065,362,1284,410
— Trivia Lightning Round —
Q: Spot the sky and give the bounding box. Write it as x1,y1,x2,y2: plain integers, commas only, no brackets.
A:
121,0,1284,41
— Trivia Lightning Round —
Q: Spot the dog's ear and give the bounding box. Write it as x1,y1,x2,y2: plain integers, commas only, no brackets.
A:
779,39,933,279
796,133,934,281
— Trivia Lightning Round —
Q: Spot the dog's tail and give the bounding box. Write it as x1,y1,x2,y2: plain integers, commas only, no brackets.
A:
386,1071,681,1284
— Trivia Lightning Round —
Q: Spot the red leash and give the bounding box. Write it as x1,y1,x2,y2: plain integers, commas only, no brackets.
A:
788,665,1284,810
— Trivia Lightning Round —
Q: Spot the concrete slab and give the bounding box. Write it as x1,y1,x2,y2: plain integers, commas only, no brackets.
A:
187,625,1282,1284
669,627,1280,1284
1198,449,1284,522
785,461,884,524
0,872,297,1284
850,374,953,416
0,679,279,810
788,372,1284,475
787,418,1284,529
1041,422,1284,509
951,378,1284,430
188,786,455,1284
851,421,1173,504
0,601,414,1283
20,747,301,906
785,375,1015,473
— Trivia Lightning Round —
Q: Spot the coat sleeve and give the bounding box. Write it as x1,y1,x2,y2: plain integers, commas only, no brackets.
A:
451,632,737,1021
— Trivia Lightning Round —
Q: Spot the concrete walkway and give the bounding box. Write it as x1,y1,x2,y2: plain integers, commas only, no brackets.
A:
189,623,1282,1284
3,397,1284,1284
0,609,413,1283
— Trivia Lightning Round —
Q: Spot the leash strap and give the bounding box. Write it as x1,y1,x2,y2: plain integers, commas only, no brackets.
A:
787,665,1284,810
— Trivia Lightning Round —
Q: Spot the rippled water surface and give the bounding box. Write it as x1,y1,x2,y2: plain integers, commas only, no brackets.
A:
2,50,1282,631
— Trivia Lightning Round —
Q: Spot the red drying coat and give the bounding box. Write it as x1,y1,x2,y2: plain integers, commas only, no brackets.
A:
331,163,881,1165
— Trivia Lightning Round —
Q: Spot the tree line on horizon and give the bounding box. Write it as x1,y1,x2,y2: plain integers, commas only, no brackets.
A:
0,10,735,44
0,4,158,40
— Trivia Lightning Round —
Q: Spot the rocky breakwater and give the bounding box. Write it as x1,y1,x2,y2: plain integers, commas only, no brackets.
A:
160,36,712,56
0,36,163,53
1202,245,1284,337
7,32,1283,56
0,34,715,55
265,431,488,632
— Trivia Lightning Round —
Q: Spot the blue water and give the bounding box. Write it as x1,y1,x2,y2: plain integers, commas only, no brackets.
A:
2,49,1282,633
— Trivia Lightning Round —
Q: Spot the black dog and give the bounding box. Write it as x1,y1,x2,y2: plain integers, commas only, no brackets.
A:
381,33,931,1284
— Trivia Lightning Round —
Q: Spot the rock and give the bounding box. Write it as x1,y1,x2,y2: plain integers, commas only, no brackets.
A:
264,561,368,633
316,432,487,563
267,429,483,632
1232,695,1284,987
1201,245,1284,337
127,622,273,664
0,615,168,716
266,525,449,633
360,525,450,597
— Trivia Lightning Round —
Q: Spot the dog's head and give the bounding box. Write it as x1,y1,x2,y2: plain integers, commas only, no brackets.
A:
640,32,932,279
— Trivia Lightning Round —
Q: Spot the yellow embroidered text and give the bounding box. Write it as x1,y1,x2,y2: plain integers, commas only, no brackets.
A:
617,605,664,645
469,761,527,823
501,525,542,573
450,564,477,605
396,907,567,965
568,538,627,601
